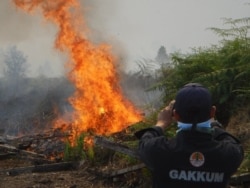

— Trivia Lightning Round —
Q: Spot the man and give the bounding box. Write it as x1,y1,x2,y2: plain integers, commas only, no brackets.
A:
135,83,244,188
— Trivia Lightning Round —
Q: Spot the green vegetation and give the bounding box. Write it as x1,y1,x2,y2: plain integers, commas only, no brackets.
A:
63,133,87,161
62,17,250,186
138,17,250,174
154,17,250,125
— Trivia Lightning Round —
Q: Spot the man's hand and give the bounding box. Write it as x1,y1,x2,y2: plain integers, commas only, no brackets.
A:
156,100,175,131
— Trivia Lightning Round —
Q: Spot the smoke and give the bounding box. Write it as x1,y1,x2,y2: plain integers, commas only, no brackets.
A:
78,0,161,109
0,1,74,135
0,0,130,77
0,1,64,77
0,0,158,136
0,75,75,136
0,1,34,44
79,0,130,71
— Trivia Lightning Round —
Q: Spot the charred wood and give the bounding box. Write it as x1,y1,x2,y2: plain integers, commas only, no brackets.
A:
94,136,139,158
0,144,46,158
0,161,81,176
0,152,16,160
230,173,250,186
105,163,146,178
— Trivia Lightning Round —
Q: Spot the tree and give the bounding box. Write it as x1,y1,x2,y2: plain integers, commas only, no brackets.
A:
2,46,29,99
154,17,250,125
155,46,171,68
3,46,28,79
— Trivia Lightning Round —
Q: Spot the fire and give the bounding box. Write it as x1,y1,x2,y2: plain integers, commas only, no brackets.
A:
13,0,142,140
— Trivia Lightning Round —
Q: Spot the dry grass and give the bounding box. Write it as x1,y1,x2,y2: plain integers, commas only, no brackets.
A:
226,106,250,173
227,107,250,147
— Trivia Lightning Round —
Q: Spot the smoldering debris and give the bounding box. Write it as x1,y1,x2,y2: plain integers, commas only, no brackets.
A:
0,76,74,136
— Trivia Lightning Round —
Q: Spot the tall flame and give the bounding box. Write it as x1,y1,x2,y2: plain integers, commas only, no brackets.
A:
13,0,142,138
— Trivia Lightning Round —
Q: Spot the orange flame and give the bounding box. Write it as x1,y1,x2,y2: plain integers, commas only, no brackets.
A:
13,0,142,140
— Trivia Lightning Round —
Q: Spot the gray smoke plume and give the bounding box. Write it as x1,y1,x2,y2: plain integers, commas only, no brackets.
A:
0,1,161,137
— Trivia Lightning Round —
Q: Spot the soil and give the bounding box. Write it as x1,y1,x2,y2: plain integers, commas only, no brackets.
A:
0,154,149,188
2,115,248,188
0,127,150,188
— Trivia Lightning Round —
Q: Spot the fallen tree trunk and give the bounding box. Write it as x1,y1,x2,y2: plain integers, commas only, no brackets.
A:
0,161,82,176
94,136,139,158
0,152,16,160
230,173,250,187
93,136,146,178
107,163,146,177
0,144,46,158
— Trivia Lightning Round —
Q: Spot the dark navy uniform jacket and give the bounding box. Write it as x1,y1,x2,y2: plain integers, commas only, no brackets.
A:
135,126,244,188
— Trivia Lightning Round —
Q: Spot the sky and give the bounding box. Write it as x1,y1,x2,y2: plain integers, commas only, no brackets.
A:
0,0,249,76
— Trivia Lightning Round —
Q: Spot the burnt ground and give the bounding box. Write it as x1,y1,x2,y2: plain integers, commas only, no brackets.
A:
0,128,149,187
0,156,150,188
0,131,150,188
1,108,250,188
0,143,248,188
0,156,247,188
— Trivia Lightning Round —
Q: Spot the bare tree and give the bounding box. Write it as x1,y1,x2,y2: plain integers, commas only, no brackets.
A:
155,46,172,68
2,46,29,99
3,46,28,79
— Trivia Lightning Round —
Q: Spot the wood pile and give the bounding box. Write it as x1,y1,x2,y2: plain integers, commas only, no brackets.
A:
0,128,79,176
1,129,248,187
0,128,68,160
0,129,144,178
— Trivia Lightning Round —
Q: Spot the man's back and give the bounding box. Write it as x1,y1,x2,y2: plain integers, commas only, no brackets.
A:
137,127,244,188
136,84,244,188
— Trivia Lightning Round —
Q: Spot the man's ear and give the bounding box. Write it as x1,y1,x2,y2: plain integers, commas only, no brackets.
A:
173,110,180,121
210,106,216,118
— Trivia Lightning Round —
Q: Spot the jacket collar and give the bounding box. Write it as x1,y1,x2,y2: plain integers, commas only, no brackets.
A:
177,120,212,134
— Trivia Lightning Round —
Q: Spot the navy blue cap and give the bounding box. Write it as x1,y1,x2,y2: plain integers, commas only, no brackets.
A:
174,83,212,123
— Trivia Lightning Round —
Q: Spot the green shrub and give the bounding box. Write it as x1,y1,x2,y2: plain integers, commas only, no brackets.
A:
63,133,86,161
